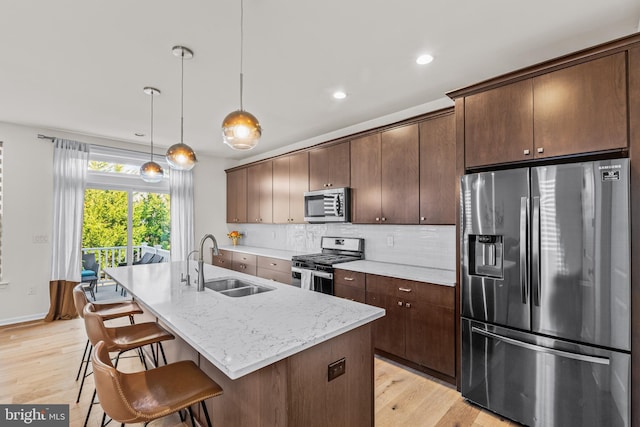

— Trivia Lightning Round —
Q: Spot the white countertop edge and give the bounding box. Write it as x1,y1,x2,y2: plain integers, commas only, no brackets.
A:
216,245,312,261
336,260,457,287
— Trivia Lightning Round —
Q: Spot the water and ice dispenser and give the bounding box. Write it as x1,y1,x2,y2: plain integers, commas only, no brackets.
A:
468,235,504,279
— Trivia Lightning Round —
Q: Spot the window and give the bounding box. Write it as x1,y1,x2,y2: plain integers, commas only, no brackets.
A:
83,145,170,273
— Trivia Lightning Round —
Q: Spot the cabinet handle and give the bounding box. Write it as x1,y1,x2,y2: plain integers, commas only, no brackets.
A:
344,277,354,281
375,217,380,222
537,147,544,154
219,260,225,264
405,302,411,308
328,183,333,187
420,216,425,221
398,287,412,293
397,301,403,306
381,217,386,222
270,263,277,266
523,149,530,155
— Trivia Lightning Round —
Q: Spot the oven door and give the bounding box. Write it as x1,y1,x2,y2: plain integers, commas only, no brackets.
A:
291,267,334,295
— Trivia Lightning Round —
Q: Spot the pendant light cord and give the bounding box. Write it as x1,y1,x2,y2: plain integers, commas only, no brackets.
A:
239,0,244,111
180,50,185,143
150,90,155,160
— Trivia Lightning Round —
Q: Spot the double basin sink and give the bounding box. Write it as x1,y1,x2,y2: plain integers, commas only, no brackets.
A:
203,277,274,297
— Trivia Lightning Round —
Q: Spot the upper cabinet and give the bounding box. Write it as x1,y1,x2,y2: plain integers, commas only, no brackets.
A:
351,124,420,224
226,168,247,223
247,161,273,224
459,51,628,169
308,141,350,191
419,112,456,224
273,151,309,224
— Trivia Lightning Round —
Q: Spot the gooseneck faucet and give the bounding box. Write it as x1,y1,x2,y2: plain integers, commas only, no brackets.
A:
197,234,219,291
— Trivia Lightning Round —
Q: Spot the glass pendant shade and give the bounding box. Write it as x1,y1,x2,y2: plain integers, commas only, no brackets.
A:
166,142,197,170
140,161,164,183
222,110,262,150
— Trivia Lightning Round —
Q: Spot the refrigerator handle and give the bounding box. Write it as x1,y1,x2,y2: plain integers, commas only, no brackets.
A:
520,197,529,304
532,196,541,306
471,327,610,365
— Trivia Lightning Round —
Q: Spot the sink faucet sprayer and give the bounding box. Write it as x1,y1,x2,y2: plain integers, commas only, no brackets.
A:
182,249,199,286
198,234,219,292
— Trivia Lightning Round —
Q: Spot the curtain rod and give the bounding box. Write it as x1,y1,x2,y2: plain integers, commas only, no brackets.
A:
36,133,165,159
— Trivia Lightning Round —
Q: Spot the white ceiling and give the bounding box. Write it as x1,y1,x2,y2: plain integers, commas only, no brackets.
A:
1,1,639,161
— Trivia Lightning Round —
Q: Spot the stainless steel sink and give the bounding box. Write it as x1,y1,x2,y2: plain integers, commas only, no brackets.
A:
204,277,274,297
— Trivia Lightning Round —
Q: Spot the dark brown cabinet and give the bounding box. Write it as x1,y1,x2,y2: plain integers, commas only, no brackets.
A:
273,152,309,224
350,124,419,224
226,168,247,223
247,161,273,224
333,270,366,303
419,112,456,224
308,141,350,191
463,52,627,168
231,252,257,276
256,256,292,285
212,249,233,269
366,274,455,378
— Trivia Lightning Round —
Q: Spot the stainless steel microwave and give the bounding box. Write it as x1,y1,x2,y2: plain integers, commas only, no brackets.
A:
303,187,350,223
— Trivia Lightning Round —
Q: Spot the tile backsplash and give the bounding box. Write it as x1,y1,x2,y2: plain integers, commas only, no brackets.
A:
226,223,456,271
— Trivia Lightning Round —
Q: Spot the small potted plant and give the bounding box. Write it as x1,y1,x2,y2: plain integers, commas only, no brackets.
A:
227,230,243,246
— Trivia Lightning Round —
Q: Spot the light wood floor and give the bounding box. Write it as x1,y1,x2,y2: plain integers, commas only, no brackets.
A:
0,318,519,426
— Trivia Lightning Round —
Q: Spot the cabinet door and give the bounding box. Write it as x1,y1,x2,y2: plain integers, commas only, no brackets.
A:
309,141,350,190
350,133,381,223
465,79,534,167
419,113,456,224
334,283,366,303
226,168,247,223
288,151,309,223
272,156,290,224
405,301,455,377
533,52,627,158
247,161,273,223
366,291,404,355
381,124,420,224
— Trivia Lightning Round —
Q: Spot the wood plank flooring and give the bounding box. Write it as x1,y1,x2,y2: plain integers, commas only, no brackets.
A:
0,318,519,426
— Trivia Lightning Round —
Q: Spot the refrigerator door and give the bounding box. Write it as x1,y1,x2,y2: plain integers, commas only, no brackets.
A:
461,168,530,330
531,159,630,350
462,319,630,427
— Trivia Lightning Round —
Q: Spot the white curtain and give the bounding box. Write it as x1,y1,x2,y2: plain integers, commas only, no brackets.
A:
170,169,194,261
50,138,89,281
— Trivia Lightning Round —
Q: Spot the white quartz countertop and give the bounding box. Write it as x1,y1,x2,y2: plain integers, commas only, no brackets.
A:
216,245,311,261
104,262,384,380
336,260,456,287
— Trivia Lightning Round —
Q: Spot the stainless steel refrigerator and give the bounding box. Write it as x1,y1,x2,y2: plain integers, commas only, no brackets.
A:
461,159,630,427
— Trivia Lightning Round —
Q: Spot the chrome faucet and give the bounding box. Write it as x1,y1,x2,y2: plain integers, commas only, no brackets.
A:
197,234,219,291
182,249,199,286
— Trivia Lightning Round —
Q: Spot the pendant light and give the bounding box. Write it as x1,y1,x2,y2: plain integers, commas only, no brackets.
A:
166,45,197,170
222,0,262,150
140,87,164,183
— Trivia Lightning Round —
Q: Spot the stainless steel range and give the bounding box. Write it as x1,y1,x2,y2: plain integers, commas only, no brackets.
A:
291,237,364,294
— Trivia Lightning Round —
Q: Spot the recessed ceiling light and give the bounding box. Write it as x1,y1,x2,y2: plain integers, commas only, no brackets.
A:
333,91,347,100
416,54,434,65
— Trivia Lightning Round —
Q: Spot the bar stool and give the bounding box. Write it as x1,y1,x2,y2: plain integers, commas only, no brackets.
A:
82,303,175,427
92,340,223,426
72,284,144,404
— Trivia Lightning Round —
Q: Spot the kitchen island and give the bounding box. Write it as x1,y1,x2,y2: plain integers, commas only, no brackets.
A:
104,261,384,427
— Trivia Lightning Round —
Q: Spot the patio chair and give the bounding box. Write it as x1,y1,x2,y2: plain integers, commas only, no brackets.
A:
81,253,99,300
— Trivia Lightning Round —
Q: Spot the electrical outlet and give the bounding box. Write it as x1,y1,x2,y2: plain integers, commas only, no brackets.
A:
328,357,346,382
32,234,49,244
387,235,394,247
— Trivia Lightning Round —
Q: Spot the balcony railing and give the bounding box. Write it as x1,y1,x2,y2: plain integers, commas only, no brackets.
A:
82,244,170,276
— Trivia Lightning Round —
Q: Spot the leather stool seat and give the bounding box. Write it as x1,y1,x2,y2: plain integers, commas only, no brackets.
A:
93,340,223,426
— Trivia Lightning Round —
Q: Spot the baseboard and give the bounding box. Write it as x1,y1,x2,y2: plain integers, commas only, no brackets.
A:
0,312,48,327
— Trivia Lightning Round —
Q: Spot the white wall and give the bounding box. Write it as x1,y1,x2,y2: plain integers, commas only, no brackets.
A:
0,122,231,325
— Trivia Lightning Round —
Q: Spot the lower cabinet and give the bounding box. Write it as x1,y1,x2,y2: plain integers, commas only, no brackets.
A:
365,273,455,379
231,252,257,275
334,270,366,303
212,250,292,285
256,256,292,285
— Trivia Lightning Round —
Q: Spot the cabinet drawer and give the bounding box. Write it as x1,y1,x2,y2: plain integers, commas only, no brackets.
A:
232,252,257,265
366,274,414,299
335,283,366,303
415,282,455,309
256,268,292,285
334,270,365,290
231,262,257,276
212,249,233,269
257,256,292,274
